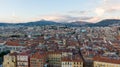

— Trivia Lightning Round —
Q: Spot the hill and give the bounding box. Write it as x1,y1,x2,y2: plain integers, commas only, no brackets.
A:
0,19,120,27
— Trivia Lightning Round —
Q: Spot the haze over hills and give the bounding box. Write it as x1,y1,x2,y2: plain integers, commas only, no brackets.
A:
94,19,120,26
0,19,120,27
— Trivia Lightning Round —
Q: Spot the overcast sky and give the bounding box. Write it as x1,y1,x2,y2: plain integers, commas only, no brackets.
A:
0,0,120,23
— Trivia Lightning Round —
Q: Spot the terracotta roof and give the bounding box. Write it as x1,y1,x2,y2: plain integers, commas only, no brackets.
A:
30,52,47,59
18,50,31,56
5,41,21,46
93,56,120,64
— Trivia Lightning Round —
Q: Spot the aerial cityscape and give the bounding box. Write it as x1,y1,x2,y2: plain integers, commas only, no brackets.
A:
0,0,120,67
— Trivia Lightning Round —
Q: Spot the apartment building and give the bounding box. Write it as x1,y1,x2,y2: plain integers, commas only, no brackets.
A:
48,51,62,67
61,55,83,67
30,52,47,67
93,56,120,67
3,52,17,67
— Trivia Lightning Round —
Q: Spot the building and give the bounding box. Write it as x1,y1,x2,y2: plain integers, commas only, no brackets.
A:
3,52,17,67
17,50,31,67
48,51,62,67
93,56,120,67
30,52,47,67
61,55,83,67
5,41,24,52
0,41,6,53
61,50,73,57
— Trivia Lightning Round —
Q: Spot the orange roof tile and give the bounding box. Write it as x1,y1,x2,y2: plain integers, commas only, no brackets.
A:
93,56,120,64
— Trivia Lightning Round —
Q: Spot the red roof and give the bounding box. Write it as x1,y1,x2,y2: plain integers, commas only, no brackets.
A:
6,41,21,46
93,56,120,64
30,52,47,59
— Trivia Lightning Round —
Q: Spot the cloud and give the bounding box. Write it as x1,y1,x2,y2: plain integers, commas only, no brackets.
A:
30,14,93,22
0,11,31,23
103,0,108,3
95,8,105,16
0,15,31,23
103,16,120,20
95,0,120,16
107,5,120,13
86,17,101,23
0,14,96,23
68,10,90,15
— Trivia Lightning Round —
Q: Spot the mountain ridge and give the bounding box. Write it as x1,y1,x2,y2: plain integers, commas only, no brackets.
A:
0,19,120,27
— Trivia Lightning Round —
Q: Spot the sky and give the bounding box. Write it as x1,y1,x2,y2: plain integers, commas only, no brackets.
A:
0,0,120,23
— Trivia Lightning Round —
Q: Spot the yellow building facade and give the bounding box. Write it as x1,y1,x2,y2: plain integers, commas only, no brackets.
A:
61,55,83,67
62,61,83,67
94,61,120,67
48,51,62,67
93,56,120,67
3,54,16,67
